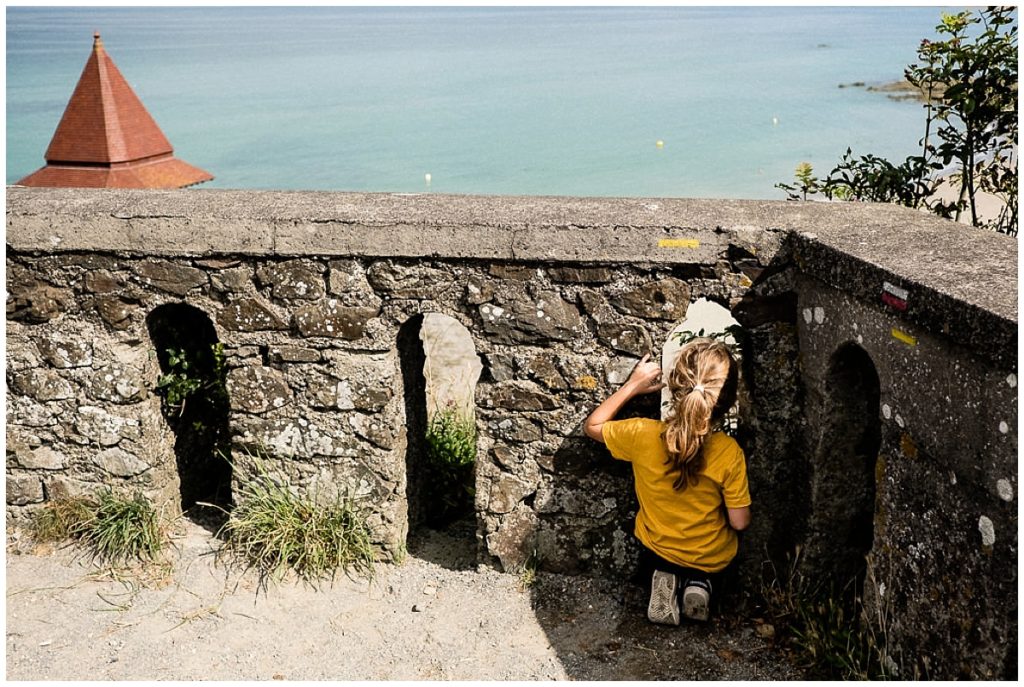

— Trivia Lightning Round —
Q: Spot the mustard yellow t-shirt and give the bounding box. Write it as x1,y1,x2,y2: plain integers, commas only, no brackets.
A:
603,418,751,573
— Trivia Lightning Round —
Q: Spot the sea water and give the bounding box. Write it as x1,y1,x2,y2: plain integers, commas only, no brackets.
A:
7,6,949,199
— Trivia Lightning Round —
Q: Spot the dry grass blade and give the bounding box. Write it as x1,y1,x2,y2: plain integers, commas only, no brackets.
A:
164,602,223,633
6,579,92,598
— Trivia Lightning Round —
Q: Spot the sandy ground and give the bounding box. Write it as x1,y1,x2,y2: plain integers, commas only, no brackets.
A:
930,176,1006,226
6,519,800,681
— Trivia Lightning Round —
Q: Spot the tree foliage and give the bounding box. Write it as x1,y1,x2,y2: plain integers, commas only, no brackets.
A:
778,7,1018,236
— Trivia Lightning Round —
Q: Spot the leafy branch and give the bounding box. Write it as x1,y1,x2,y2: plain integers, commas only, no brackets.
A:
154,343,227,417
778,7,1018,236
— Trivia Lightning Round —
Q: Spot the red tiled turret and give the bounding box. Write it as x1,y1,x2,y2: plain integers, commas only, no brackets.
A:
16,33,213,189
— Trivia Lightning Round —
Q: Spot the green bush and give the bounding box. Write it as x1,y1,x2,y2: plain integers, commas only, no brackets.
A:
426,406,477,468
776,7,1018,236
155,342,228,417
424,406,477,524
218,460,376,585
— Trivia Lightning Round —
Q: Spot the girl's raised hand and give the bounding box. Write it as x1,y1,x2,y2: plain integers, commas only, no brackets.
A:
628,353,665,394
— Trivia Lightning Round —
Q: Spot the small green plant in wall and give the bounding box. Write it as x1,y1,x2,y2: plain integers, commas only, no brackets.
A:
155,343,227,417
670,324,744,351
424,403,477,525
147,311,233,513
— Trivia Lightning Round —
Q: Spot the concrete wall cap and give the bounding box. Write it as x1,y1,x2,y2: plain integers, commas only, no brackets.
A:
7,186,1016,331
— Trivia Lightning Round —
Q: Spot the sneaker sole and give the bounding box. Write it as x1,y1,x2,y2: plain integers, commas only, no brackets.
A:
647,571,680,626
683,586,709,622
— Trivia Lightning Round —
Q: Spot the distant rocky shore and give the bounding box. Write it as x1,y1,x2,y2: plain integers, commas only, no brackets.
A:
838,79,945,102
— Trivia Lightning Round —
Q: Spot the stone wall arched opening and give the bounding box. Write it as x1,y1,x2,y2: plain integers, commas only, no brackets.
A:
146,303,232,525
397,312,483,543
805,341,881,589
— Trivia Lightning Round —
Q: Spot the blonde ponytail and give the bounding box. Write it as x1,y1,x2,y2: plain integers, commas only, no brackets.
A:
663,339,738,491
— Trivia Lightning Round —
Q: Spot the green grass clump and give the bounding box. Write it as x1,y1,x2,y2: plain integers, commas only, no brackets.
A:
424,406,477,524
426,406,477,469
30,491,165,563
87,491,164,562
517,549,541,591
218,464,376,585
31,496,96,542
760,548,901,680
791,588,876,678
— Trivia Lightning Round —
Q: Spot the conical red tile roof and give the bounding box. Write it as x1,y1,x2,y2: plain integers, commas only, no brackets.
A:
17,33,212,189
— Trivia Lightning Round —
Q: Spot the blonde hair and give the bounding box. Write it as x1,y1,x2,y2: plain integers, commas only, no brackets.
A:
663,338,738,491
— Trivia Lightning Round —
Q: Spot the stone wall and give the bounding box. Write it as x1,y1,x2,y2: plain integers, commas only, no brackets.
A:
6,187,1017,678
5,249,755,575
793,276,1017,680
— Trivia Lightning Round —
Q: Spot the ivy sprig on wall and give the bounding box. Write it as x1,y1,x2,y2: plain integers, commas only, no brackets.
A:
670,324,744,353
154,343,227,417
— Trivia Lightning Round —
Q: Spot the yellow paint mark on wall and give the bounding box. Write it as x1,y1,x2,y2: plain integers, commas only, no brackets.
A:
574,375,598,390
900,433,918,460
658,238,700,249
891,328,917,346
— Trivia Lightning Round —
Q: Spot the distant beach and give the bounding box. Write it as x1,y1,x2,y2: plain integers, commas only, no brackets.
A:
7,6,947,199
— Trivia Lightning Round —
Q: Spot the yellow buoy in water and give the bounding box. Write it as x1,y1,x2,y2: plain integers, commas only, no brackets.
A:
424,173,432,185
771,116,779,127
656,140,664,149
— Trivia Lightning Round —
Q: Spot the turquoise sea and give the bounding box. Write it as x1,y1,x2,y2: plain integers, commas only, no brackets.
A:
7,6,950,199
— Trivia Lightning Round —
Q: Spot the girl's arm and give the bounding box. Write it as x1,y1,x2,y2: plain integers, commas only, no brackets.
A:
584,353,665,443
727,506,751,531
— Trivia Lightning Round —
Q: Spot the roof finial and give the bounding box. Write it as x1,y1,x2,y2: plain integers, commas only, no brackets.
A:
93,32,103,49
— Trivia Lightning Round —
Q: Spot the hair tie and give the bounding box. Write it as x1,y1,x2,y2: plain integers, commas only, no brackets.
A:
692,384,706,395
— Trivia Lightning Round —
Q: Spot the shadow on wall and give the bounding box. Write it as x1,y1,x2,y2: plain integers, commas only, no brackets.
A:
523,298,779,680
804,342,881,589
397,313,482,571
146,303,232,526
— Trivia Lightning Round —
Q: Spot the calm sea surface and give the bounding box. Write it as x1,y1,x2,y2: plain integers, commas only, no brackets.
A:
7,6,948,199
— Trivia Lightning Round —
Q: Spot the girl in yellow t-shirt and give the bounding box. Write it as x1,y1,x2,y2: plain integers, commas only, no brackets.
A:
584,340,751,625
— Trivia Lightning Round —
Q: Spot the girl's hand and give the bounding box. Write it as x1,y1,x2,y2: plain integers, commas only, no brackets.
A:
584,352,664,443
627,353,665,395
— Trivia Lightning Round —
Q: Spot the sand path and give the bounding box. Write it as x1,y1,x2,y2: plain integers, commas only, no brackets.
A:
6,520,799,681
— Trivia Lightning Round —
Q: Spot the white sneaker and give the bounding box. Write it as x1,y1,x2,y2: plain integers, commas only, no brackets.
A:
682,583,710,621
647,570,680,625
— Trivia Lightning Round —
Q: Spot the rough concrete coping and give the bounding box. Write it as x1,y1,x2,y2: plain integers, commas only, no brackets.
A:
789,221,1017,368
6,186,1018,356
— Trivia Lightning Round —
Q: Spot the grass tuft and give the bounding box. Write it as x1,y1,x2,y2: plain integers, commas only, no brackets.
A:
517,549,540,592
759,547,902,680
30,491,165,563
31,496,96,543
217,459,376,586
86,491,164,562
